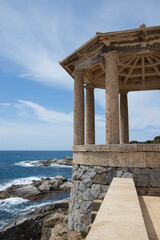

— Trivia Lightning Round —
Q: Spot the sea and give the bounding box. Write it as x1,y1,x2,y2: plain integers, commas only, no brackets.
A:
0,150,73,229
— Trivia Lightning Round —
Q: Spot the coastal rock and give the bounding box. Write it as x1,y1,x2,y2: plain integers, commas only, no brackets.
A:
0,176,71,201
0,200,69,240
52,222,68,239
0,184,43,200
59,182,73,192
41,214,68,240
26,157,73,167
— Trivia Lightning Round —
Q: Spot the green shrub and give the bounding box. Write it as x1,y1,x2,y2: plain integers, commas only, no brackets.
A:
154,136,160,143
80,231,88,238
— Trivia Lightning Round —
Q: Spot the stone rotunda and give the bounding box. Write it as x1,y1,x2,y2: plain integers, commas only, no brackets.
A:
60,25,160,232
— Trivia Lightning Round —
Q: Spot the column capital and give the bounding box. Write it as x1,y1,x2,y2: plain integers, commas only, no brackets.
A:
102,51,119,60
119,90,128,95
85,84,95,89
72,70,84,78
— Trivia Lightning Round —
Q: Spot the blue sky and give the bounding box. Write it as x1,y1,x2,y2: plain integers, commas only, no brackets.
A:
0,0,160,150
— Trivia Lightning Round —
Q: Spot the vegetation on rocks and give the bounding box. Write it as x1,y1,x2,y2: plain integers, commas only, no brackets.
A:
130,136,160,144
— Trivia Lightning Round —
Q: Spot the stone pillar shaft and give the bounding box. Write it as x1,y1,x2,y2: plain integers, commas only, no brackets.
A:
120,92,129,144
105,51,119,144
86,85,95,144
73,71,84,145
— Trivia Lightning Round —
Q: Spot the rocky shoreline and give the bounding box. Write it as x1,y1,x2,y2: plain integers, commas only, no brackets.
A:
0,156,74,239
0,199,86,240
0,175,73,240
0,200,70,240
0,175,72,201
23,156,73,167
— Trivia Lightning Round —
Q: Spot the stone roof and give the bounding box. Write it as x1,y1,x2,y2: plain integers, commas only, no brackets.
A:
60,25,160,92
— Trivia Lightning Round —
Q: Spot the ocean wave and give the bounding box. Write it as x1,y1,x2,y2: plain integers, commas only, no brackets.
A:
0,194,70,229
0,197,29,207
14,161,72,168
19,197,70,214
0,176,43,191
14,160,39,167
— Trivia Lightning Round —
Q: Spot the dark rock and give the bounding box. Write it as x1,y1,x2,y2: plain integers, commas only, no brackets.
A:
0,200,69,240
59,182,73,192
150,169,160,187
0,176,71,201
107,170,117,184
0,184,43,201
122,172,134,178
136,174,149,187
93,173,108,184
137,187,160,196
28,157,73,167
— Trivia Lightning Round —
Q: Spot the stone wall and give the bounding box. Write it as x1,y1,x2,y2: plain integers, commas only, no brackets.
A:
73,144,160,168
68,164,160,232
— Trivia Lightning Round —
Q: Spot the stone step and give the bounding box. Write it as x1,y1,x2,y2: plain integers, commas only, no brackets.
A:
139,196,160,240
92,199,103,212
92,211,98,223
89,224,92,231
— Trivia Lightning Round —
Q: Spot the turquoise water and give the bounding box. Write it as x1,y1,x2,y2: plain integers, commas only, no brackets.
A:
0,151,72,228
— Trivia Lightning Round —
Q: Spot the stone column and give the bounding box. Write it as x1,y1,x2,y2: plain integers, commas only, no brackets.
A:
73,71,84,145
105,51,119,144
86,85,95,144
120,91,129,144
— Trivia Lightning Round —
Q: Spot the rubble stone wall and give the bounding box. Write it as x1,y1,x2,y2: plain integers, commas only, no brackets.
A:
68,144,160,232
68,164,160,232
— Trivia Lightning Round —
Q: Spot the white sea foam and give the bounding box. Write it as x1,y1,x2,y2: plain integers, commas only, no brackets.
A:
19,197,70,214
14,160,72,168
0,176,42,191
14,160,39,167
50,163,72,168
0,197,29,207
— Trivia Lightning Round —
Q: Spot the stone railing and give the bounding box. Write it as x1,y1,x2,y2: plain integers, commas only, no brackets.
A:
73,144,160,168
86,178,149,240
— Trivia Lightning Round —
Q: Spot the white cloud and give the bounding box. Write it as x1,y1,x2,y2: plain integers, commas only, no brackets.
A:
128,91,160,130
0,1,74,89
0,0,160,148
0,118,73,150
94,89,160,141
95,89,105,109
0,0,160,90
0,99,107,149
18,100,73,124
